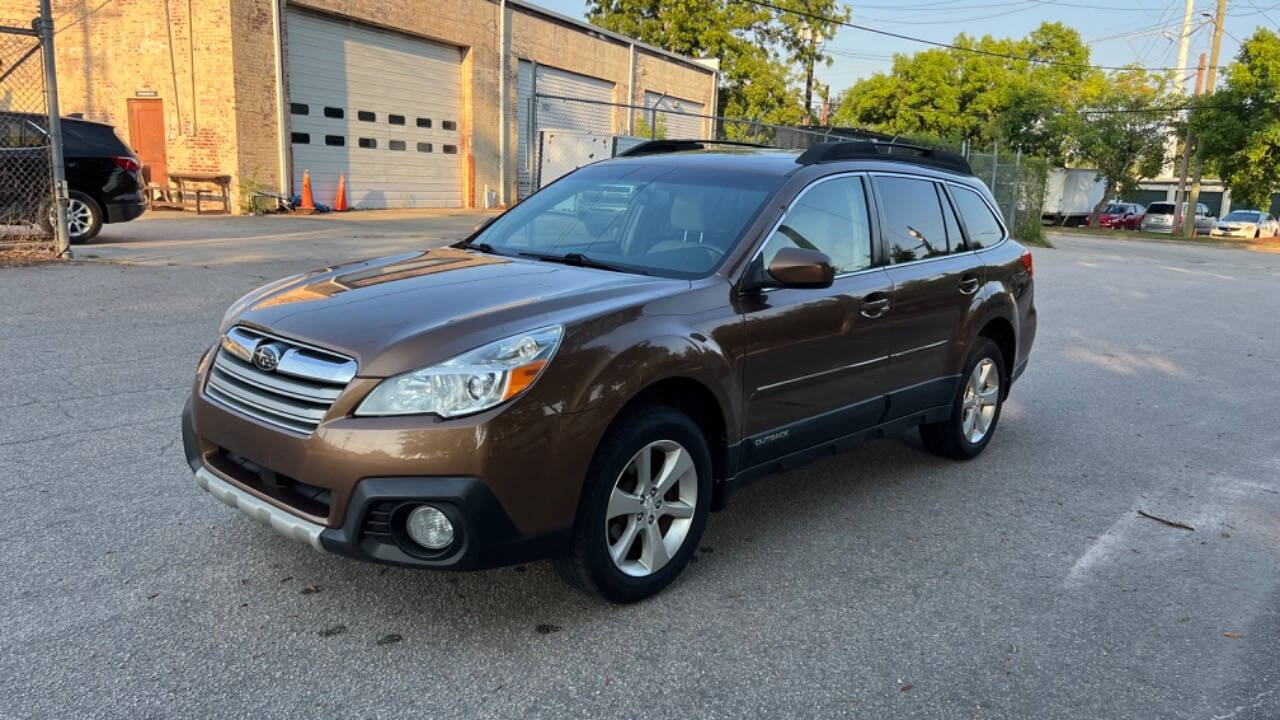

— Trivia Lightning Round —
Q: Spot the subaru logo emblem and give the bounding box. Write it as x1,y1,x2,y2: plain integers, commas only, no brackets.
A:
252,344,281,372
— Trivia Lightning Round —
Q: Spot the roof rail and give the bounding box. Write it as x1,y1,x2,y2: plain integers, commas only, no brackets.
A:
796,140,973,175
617,139,772,157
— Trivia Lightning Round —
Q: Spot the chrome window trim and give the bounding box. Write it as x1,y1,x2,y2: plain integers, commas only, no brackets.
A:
944,180,1010,250
745,168,1011,296
746,171,881,290
869,171,1000,265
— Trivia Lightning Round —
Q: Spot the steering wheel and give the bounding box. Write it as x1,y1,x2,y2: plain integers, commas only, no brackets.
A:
694,244,724,263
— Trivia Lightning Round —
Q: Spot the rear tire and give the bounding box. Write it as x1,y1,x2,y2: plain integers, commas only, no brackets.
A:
555,405,712,603
43,191,102,244
920,338,1007,460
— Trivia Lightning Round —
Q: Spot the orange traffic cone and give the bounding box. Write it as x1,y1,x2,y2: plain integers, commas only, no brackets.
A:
333,173,348,212
298,169,316,214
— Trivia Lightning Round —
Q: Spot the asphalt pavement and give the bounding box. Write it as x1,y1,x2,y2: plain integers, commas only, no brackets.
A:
2,216,1279,719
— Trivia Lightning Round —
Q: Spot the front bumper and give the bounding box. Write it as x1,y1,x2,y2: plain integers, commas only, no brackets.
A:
195,466,325,550
1209,229,1252,238
182,374,597,569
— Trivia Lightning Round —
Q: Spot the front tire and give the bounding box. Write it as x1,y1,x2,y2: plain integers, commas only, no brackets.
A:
920,338,1007,460
555,406,712,603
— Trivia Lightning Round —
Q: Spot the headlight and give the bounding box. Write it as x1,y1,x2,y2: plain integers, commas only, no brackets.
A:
356,325,563,418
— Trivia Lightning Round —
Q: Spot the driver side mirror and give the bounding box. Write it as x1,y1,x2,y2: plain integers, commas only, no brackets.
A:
765,247,835,289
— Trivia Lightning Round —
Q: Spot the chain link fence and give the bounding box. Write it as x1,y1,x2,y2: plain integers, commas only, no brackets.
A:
1,3,60,252
526,94,1048,244
965,144,1049,246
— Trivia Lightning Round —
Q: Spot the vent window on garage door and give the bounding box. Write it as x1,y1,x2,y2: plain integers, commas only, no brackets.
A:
285,9,463,208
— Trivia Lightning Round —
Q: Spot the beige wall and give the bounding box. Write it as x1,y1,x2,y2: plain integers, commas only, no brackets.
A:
46,0,715,211
47,0,281,207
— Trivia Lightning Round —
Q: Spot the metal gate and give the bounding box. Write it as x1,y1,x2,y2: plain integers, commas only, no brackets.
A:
1,0,68,255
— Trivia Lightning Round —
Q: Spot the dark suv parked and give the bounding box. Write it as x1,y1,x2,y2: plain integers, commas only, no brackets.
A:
0,112,145,243
182,140,1036,602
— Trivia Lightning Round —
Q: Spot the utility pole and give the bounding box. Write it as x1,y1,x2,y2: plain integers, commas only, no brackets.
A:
1163,0,1196,176
1183,0,1228,238
1172,53,1206,236
1175,0,1195,91
800,21,821,125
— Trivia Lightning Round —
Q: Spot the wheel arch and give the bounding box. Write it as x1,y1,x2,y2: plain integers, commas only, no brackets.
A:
608,376,729,498
977,316,1016,394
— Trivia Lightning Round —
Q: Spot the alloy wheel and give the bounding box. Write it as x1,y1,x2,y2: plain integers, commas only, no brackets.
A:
604,439,698,577
54,198,92,239
961,357,1000,444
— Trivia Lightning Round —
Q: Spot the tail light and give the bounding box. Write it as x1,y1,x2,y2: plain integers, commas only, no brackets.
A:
112,155,141,172
1020,249,1034,277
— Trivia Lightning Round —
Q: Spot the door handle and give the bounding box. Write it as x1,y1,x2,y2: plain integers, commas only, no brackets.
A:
860,297,891,318
958,274,980,295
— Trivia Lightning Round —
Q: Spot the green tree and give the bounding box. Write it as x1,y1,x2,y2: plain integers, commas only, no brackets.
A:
771,0,851,122
1067,68,1173,226
586,0,817,134
830,22,1100,160
1191,28,1280,210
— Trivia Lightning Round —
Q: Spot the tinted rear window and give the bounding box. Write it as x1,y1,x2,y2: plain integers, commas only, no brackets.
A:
1223,211,1261,222
1147,203,1174,214
951,186,1004,249
62,121,130,154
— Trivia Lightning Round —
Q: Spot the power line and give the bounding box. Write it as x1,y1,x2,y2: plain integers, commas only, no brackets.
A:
741,0,1191,71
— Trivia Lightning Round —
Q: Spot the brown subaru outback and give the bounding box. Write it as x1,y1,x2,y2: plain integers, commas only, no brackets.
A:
182,140,1036,602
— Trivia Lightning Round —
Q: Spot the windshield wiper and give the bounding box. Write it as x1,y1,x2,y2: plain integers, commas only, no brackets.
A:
466,241,499,254
517,251,646,275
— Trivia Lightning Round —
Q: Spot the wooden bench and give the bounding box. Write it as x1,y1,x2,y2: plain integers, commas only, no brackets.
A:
162,172,233,215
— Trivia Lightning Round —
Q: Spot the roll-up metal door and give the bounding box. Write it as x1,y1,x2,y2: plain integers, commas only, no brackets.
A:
518,63,615,199
643,92,706,140
286,10,463,208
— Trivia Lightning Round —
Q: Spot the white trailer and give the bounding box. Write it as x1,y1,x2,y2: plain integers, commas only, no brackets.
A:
1042,168,1108,227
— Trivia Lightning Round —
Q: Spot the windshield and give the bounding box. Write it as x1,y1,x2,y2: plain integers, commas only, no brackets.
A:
1223,211,1261,222
470,163,783,278
1104,204,1127,214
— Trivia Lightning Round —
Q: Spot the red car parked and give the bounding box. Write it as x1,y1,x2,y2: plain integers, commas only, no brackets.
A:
1097,202,1145,230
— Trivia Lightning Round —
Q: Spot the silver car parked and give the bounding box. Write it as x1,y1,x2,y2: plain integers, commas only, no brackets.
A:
1140,201,1214,235
1210,210,1279,239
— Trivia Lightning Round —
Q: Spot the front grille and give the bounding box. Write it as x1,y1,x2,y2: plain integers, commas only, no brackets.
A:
209,448,332,519
203,326,356,435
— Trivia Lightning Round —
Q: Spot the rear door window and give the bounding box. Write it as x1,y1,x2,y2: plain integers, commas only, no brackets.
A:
761,176,872,274
875,175,949,263
61,121,130,154
950,186,1005,249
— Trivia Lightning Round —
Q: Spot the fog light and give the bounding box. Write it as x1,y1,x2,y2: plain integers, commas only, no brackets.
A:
405,505,454,550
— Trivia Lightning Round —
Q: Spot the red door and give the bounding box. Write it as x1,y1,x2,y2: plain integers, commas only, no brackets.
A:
127,99,167,184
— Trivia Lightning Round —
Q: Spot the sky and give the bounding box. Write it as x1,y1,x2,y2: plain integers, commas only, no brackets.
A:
530,0,1273,96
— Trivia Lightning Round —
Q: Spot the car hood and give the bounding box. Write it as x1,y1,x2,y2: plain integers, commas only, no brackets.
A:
227,247,687,377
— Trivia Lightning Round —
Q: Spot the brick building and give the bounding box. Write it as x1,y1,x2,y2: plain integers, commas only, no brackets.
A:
47,0,718,211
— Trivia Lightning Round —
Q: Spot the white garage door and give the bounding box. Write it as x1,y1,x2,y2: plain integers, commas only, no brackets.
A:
517,62,615,199
643,92,706,140
286,10,463,208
